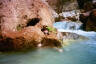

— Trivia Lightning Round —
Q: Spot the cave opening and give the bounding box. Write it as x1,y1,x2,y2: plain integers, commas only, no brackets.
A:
27,18,40,26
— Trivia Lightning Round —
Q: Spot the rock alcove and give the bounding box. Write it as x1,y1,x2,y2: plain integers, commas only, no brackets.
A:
27,18,40,26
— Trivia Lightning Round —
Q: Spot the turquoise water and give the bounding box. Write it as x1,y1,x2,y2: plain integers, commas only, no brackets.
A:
0,21,96,64
0,39,96,64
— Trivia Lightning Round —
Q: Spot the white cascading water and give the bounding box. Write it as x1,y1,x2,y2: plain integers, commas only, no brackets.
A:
54,10,96,40
0,11,96,64
54,21,82,30
54,21,96,39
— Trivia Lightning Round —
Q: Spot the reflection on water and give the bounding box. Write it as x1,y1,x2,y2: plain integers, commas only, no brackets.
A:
0,39,96,64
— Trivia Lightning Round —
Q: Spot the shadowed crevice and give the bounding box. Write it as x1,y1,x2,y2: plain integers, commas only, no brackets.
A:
27,18,40,26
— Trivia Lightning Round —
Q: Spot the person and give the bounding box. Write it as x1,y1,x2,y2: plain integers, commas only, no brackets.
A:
41,25,49,35
41,25,57,35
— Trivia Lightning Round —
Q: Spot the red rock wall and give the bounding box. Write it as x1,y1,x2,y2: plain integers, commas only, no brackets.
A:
0,0,54,33
0,0,61,51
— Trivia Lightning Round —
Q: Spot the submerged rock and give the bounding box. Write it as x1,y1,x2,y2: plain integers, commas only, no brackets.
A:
56,31,88,46
0,0,61,51
57,32,88,41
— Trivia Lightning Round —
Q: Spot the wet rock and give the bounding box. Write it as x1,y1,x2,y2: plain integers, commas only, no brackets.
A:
86,9,96,31
79,11,90,30
79,1,96,31
57,32,87,41
46,0,78,13
77,0,92,9
79,9,96,31
45,0,78,21
41,32,62,48
0,0,61,51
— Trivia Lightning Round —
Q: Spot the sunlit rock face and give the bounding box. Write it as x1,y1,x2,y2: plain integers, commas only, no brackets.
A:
45,0,78,13
0,0,54,32
0,0,61,51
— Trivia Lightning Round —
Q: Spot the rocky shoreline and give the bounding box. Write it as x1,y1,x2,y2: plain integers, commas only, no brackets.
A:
0,0,62,51
0,0,96,51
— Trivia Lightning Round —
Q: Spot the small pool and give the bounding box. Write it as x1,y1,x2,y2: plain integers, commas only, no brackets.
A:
0,39,96,64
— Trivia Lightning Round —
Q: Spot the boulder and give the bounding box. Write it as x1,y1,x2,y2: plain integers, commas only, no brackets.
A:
45,0,78,21
45,0,77,13
86,9,96,31
0,0,61,51
79,1,96,31
57,32,87,41
77,0,92,9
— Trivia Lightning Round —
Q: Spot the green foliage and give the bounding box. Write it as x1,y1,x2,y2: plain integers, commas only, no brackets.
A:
46,26,57,34
17,24,23,31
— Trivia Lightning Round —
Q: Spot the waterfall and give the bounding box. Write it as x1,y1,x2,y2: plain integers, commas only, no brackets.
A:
54,10,96,40
54,10,82,30
54,21,82,30
54,21,96,40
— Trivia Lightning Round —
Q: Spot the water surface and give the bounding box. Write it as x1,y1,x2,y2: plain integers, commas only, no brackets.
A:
0,39,96,64
0,21,96,64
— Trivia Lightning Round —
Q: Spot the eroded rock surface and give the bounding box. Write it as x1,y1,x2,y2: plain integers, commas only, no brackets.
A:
45,0,78,21
0,0,61,51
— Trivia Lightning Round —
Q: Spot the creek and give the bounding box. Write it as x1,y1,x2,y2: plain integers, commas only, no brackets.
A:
0,21,96,64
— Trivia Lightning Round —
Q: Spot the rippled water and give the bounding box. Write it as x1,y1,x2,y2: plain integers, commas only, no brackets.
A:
0,31,96,64
0,22,96,64
0,39,96,64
